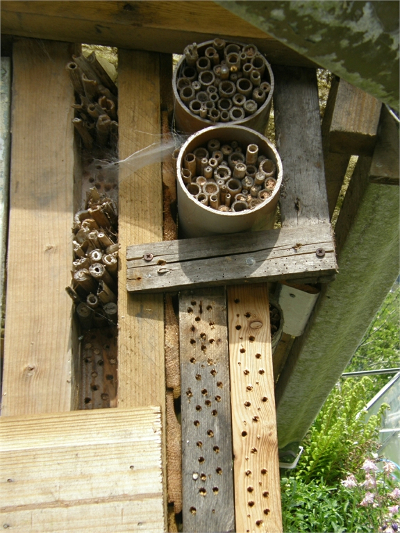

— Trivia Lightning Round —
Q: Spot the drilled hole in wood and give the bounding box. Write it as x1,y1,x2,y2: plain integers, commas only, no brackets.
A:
101,393,109,400
244,312,251,318
264,509,270,515
255,353,261,359
84,397,91,404
104,344,110,349
186,388,193,397
88,176,95,183
209,321,215,327
194,420,200,426
216,467,222,475
206,305,212,310
200,332,206,339
248,501,255,507
217,381,223,388
245,470,252,476
205,400,211,406
84,357,92,364
252,416,259,422
262,396,268,402
191,300,196,306
240,348,246,353
249,336,255,342
213,487,219,494
234,298,240,303
106,374,113,380
256,520,263,526
209,338,215,344
210,369,217,376
195,316,201,322
190,507,196,515
242,431,248,437
200,473,207,481
207,430,214,437
244,401,251,407
190,325,196,332
259,369,265,375
199,488,207,496
213,446,220,453
198,457,205,463
190,339,196,345
244,369,250,375
261,468,267,475
187,307,193,313
201,345,207,352
212,409,218,416
190,357,196,363
247,486,254,492
196,405,202,411
195,374,201,380
215,395,221,402
263,491,269,497
251,447,258,454
201,388,208,395
246,385,253,391
236,324,242,330
97,360,104,366
196,441,203,447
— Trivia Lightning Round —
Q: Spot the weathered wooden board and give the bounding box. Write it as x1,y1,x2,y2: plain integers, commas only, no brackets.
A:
273,66,330,228
227,284,282,532
180,288,235,533
0,408,164,532
126,224,336,293
1,39,75,416
1,1,314,67
328,78,382,156
369,105,399,185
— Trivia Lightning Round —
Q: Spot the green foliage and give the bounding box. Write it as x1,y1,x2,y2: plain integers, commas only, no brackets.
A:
294,377,387,485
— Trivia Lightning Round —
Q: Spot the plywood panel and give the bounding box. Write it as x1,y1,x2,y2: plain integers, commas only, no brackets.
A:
0,407,164,532
2,39,75,415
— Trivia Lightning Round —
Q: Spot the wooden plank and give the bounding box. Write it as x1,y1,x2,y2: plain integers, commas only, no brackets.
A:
180,287,235,533
126,224,337,293
117,48,166,527
1,1,315,67
0,407,164,532
1,39,75,416
273,67,330,228
227,284,282,532
0,56,11,386
369,105,399,185
329,78,382,156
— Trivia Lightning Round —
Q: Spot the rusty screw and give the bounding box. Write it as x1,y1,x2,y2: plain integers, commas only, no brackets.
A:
316,248,325,258
143,253,153,262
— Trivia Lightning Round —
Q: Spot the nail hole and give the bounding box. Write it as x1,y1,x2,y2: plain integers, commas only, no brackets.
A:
262,396,268,402
190,507,196,515
195,374,201,380
244,369,250,375
205,400,211,406
213,446,220,453
209,338,215,344
244,401,251,407
194,420,200,426
199,488,207,496
217,381,223,388
190,357,196,363
215,395,221,402
130,465,134,469
186,388,193,397
211,369,217,376
207,430,214,437
196,405,202,411
213,487,219,494
216,467,222,475
200,332,206,339
242,431,247,437
201,388,208,395
196,441,202,447
198,457,205,463
246,385,253,391
245,470,252,476
249,336,255,342
200,473,207,481
212,410,218,416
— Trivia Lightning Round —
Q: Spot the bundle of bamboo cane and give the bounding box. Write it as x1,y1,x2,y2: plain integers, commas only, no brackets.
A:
66,187,118,329
66,51,118,152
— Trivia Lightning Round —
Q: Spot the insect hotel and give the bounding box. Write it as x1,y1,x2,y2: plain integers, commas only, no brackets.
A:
1,2,398,532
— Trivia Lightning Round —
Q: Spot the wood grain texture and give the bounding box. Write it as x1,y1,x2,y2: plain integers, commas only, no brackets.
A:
272,333,295,383
127,224,337,293
166,390,182,515
273,67,330,228
329,78,382,156
369,105,399,185
1,39,75,416
180,288,235,533
0,408,164,532
1,1,315,67
227,284,282,532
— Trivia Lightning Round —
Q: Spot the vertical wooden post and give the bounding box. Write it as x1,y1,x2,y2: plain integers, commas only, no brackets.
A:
117,49,166,527
228,284,282,532
2,39,76,415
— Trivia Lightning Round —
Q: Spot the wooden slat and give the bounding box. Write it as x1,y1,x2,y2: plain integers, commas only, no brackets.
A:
273,66,330,228
227,284,282,532
369,105,399,185
180,287,235,533
2,39,75,416
126,224,336,293
328,78,382,156
117,48,166,527
0,408,164,532
1,1,314,67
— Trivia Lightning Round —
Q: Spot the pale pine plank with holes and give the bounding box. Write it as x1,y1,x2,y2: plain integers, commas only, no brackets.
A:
180,288,235,533
1,39,75,416
0,408,163,532
227,284,282,533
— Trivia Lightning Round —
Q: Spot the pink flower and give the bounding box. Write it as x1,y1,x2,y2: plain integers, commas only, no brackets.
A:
384,462,396,474
388,505,399,515
362,459,379,472
341,474,358,488
390,488,400,500
360,491,375,506
363,473,376,489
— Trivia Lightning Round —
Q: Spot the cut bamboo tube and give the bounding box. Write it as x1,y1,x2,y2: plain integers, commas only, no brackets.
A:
97,280,117,304
72,118,93,150
66,61,85,95
86,51,118,95
82,73,99,101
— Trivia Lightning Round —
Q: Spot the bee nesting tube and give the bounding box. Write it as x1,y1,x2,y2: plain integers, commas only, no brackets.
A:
173,40,274,134
176,125,282,237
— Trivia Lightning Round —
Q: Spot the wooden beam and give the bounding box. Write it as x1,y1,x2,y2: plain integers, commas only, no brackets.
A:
126,224,336,293
369,105,399,185
227,284,282,532
275,154,399,449
1,1,314,67
117,48,166,527
328,78,382,156
2,39,75,416
180,287,235,533
273,66,330,228
0,407,164,532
